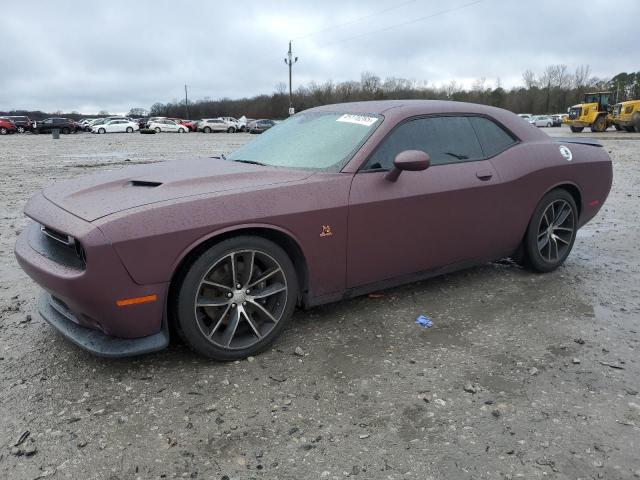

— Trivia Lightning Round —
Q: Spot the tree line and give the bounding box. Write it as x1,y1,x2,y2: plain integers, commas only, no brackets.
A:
2,65,638,121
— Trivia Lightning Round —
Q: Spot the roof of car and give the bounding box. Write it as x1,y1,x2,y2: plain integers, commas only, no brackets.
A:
309,100,548,141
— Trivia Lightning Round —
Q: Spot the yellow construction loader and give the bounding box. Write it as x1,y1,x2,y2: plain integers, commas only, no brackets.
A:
612,99,640,132
564,92,613,133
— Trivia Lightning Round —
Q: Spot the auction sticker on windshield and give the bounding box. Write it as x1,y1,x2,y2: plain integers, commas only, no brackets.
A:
336,114,378,127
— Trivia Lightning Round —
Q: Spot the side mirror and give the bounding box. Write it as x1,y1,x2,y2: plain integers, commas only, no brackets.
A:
385,150,430,182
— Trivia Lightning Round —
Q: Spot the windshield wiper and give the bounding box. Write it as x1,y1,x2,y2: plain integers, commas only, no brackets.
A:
232,159,266,166
443,151,468,160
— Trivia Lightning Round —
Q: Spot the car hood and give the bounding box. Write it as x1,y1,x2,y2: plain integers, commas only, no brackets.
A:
42,157,313,221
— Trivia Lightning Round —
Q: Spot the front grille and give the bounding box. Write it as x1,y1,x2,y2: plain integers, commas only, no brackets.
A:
28,223,86,270
568,107,582,120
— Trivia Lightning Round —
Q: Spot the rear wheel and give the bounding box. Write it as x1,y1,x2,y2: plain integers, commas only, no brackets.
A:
17,126,25,133
546,122,552,127
154,127,161,133
0,128,7,135
623,126,635,133
590,115,606,132
203,126,211,133
634,113,640,133
178,127,186,133
126,127,133,133
174,236,298,360
569,126,584,133
614,124,622,131
521,189,577,273
227,127,236,133
98,128,106,134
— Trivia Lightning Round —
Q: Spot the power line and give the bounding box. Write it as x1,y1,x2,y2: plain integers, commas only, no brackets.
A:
294,0,421,40
318,0,484,47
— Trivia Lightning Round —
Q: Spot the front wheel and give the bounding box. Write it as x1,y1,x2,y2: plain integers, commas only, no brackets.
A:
178,128,186,133
98,128,106,134
0,128,7,135
17,126,25,133
126,127,133,133
154,127,161,133
623,126,635,133
227,127,236,133
521,189,577,273
569,126,584,133
203,126,211,133
174,236,298,360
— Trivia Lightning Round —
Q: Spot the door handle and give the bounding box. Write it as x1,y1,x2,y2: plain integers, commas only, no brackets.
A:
476,170,493,181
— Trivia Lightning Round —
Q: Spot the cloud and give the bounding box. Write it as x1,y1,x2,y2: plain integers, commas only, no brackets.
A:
0,0,637,113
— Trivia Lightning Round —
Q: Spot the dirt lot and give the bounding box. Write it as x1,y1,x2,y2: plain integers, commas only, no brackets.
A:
1,128,639,480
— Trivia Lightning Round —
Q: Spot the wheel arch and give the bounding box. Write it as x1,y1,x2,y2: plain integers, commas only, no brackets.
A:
167,225,310,311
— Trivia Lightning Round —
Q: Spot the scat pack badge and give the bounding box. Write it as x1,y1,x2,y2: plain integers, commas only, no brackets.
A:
320,225,333,237
559,145,572,161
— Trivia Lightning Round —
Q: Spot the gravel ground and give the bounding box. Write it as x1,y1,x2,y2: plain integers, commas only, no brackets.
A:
0,127,639,480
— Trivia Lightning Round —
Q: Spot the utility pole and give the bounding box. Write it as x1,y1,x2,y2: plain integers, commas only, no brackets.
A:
184,84,190,119
284,41,298,115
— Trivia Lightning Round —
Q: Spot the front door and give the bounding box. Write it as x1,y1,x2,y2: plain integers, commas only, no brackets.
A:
346,115,510,288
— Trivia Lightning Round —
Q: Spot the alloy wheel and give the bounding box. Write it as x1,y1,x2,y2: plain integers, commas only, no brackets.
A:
536,199,575,262
194,249,288,350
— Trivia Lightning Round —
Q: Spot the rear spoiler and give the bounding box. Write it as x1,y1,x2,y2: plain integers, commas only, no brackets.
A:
555,137,602,147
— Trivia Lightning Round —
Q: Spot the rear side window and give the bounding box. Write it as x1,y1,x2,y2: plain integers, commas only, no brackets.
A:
469,116,517,157
365,116,484,169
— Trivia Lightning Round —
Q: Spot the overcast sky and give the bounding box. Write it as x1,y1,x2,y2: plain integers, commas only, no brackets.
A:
1,0,637,114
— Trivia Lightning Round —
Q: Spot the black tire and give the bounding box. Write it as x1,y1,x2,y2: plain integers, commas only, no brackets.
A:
17,126,25,133
0,128,7,135
633,113,640,133
569,126,584,133
154,127,161,133
590,115,606,133
203,126,211,133
522,189,578,273
614,124,622,131
227,127,236,133
623,126,635,133
98,128,106,134
178,128,186,133
126,127,133,133
173,236,299,360
62,127,70,134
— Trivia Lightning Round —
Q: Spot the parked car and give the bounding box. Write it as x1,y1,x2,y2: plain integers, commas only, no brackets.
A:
32,118,76,134
517,113,532,121
136,118,149,129
198,118,235,133
180,120,197,132
6,116,33,133
550,114,565,127
529,115,553,127
0,117,18,135
92,119,140,134
14,100,612,359
148,119,188,133
218,117,244,131
248,119,276,134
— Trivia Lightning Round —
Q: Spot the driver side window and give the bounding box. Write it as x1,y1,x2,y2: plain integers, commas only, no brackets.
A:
365,116,484,170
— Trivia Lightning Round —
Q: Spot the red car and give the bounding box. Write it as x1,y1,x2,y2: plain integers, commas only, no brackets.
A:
15,100,612,360
0,117,18,135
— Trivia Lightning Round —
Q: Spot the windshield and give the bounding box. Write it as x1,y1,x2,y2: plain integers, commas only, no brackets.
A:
227,111,381,171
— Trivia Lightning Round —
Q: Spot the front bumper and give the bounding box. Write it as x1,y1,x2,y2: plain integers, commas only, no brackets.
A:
14,193,170,355
39,293,168,357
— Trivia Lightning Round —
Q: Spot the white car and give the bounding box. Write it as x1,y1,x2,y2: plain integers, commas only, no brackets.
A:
92,119,139,134
148,119,188,133
529,115,553,127
198,118,236,133
218,117,244,132
517,113,532,121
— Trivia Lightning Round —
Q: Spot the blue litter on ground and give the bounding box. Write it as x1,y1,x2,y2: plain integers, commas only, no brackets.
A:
415,315,433,328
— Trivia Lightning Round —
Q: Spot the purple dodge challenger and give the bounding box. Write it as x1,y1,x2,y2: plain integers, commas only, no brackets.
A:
15,101,613,359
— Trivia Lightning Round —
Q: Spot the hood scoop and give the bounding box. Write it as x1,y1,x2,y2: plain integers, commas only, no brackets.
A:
130,180,163,188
